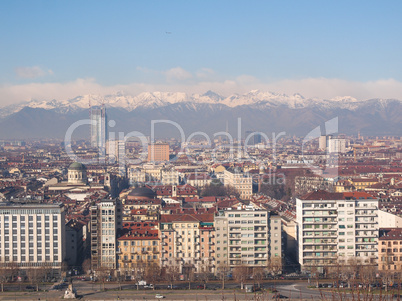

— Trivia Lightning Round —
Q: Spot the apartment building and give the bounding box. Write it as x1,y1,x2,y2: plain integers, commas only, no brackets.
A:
148,143,170,162
296,191,379,273
378,228,402,271
90,199,122,271
117,225,160,280
159,214,215,276
215,205,282,272
223,168,253,200
0,201,66,277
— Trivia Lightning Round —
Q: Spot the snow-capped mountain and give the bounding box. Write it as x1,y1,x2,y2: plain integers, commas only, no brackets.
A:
0,90,400,139
1,90,400,118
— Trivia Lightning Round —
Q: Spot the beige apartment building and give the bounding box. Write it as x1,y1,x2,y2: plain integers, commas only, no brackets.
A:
223,168,253,200
378,228,402,271
159,214,215,276
215,207,282,273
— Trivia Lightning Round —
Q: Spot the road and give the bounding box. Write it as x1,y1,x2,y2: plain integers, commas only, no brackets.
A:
0,280,401,300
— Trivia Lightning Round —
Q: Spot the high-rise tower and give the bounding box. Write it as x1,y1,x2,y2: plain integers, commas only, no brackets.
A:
90,106,107,154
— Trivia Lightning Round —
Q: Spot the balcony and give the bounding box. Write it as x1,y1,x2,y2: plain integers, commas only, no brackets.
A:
209,234,214,238
208,242,214,245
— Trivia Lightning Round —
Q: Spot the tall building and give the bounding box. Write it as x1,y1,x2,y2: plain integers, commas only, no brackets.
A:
245,131,262,146
328,137,346,153
0,201,66,277
147,143,170,162
215,205,282,272
159,214,215,275
116,222,160,280
90,106,107,154
296,191,379,273
223,168,253,200
90,199,122,271
319,135,327,150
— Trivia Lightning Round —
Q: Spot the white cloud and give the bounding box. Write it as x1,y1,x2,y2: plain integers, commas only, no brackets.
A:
15,66,53,79
1,75,402,107
164,67,193,82
196,68,215,79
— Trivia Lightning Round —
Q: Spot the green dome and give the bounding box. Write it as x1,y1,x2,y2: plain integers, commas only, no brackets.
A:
68,162,86,171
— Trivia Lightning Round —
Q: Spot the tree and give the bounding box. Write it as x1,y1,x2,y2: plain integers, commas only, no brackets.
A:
132,260,146,290
0,267,8,292
268,258,282,277
252,267,265,288
144,263,161,290
165,260,180,289
200,183,240,198
216,263,229,290
232,264,248,290
61,261,69,279
96,267,112,291
26,268,45,292
198,260,212,289
82,258,91,276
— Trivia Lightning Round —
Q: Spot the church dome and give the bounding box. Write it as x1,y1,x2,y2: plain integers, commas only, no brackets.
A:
68,162,86,171
128,187,157,199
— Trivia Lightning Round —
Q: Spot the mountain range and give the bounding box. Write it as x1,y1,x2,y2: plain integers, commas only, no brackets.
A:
0,90,401,139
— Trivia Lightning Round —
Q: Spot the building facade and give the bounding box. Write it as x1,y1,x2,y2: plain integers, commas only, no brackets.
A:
0,202,66,277
90,199,122,271
223,169,253,200
90,106,107,154
148,143,170,162
215,207,282,273
378,228,402,271
296,191,379,273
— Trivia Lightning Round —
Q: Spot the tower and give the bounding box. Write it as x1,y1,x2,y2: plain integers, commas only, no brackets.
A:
90,105,107,155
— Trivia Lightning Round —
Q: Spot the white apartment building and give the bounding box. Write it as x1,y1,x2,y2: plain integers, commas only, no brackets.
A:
160,168,180,185
215,205,282,272
328,137,346,153
223,168,253,200
0,201,66,276
91,199,122,271
296,191,379,273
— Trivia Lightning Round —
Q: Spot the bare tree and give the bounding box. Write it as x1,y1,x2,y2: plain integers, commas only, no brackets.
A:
252,267,265,288
96,266,112,291
165,260,180,289
26,267,45,292
82,258,91,276
132,260,146,290
268,257,282,276
232,264,248,290
216,263,229,290
144,263,161,290
198,259,212,289
0,266,8,292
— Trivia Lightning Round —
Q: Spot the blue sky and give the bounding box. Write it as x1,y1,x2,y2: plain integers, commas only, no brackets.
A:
1,0,402,105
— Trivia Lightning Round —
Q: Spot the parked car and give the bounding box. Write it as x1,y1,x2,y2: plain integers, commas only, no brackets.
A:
155,294,165,299
26,285,35,290
273,293,288,299
197,285,204,289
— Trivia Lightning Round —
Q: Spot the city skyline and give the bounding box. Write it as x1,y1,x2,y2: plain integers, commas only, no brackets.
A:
1,1,402,105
